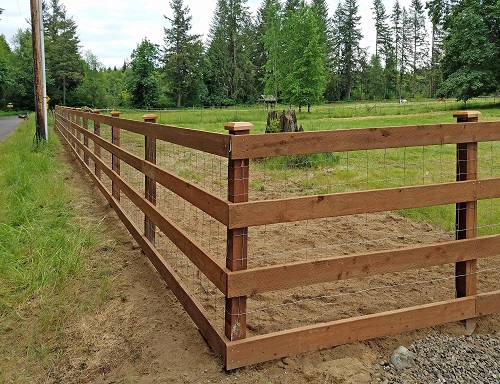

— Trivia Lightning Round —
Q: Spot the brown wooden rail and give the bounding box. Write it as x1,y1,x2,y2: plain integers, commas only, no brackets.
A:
229,121,500,159
228,178,500,228
55,106,499,370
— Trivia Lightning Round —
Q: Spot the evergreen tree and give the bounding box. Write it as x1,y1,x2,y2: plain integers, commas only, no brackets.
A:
391,0,404,98
128,39,161,108
163,0,204,107
398,7,412,98
43,0,83,105
284,0,300,12
280,1,327,111
426,0,445,97
336,0,365,100
371,0,390,60
205,0,256,105
261,0,282,100
408,0,429,98
325,3,344,101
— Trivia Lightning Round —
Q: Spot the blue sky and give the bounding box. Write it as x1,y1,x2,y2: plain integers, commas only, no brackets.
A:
1,0,413,68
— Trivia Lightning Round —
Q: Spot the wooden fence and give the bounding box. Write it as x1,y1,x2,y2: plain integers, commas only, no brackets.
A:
55,106,500,369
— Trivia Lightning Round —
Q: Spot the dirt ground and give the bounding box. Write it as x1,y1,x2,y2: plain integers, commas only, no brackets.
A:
46,138,499,384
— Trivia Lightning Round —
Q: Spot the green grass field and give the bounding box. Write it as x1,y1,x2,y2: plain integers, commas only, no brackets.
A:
105,98,500,235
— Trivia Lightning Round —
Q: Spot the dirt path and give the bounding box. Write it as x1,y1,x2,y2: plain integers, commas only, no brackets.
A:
50,137,499,384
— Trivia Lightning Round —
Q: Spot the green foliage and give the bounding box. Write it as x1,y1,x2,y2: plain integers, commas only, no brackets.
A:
128,39,162,108
332,0,365,100
258,152,340,170
163,0,205,107
266,117,280,133
44,0,83,105
205,0,257,105
438,2,498,103
0,121,93,316
280,2,327,111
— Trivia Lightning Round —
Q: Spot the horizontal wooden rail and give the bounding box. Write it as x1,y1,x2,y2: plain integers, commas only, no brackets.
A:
57,112,229,225
57,107,231,158
56,119,228,294
228,178,500,228
229,121,500,159
225,291,500,369
55,121,227,359
226,234,500,297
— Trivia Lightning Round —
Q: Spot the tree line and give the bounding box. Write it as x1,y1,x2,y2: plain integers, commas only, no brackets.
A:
0,0,499,111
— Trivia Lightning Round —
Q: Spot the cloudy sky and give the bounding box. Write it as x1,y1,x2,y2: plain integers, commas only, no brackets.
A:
1,0,413,68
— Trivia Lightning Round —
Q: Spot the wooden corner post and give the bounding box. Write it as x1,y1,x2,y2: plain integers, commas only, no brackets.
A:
454,111,480,332
225,122,252,342
111,111,121,201
143,114,158,245
93,109,102,179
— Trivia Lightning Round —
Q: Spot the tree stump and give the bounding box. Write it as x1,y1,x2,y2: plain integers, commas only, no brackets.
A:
266,110,303,133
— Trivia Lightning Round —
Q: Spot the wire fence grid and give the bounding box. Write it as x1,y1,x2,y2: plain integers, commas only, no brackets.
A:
58,109,500,337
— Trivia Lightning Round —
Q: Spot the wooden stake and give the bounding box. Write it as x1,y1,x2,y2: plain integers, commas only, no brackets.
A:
225,122,252,341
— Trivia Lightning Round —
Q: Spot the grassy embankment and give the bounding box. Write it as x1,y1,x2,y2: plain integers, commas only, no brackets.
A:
0,117,112,382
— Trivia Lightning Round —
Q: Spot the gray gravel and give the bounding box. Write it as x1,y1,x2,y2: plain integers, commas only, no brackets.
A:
371,333,500,383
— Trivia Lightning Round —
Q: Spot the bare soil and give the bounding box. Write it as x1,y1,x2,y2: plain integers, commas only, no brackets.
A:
42,138,500,383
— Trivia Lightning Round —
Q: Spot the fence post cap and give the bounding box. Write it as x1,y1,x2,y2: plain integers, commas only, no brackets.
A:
143,114,158,121
93,109,101,114
110,110,121,117
453,111,482,119
224,122,253,132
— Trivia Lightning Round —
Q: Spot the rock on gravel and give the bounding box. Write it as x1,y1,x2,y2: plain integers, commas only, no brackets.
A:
371,333,500,383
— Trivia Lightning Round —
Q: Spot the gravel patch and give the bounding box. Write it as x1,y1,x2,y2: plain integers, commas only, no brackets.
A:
371,333,500,383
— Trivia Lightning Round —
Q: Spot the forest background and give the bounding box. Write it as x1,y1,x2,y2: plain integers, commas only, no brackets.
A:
0,0,499,112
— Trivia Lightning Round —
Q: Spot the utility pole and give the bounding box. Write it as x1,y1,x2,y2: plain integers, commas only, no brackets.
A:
30,0,47,142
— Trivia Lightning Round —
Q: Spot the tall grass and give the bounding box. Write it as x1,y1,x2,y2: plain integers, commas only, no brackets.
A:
0,117,103,381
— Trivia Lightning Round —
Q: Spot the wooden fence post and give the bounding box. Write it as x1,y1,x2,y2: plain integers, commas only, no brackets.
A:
111,110,121,201
143,114,158,245
225,122,252,341
93,109,102,179
83,111,89,166
454,110,480,332
75,111,82,158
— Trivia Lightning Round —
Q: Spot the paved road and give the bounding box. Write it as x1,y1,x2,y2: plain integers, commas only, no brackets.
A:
0,116,23,142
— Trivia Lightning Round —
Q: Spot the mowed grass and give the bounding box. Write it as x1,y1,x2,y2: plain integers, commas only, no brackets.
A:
0,117,111,382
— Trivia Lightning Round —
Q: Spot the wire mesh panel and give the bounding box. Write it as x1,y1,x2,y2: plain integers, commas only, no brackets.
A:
55,107,500,369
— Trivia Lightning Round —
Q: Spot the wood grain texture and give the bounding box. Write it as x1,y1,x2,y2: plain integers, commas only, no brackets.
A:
57,106,231,158
228,179,500,228
229,122,500,159
225,297,476,369
226,235,500,297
